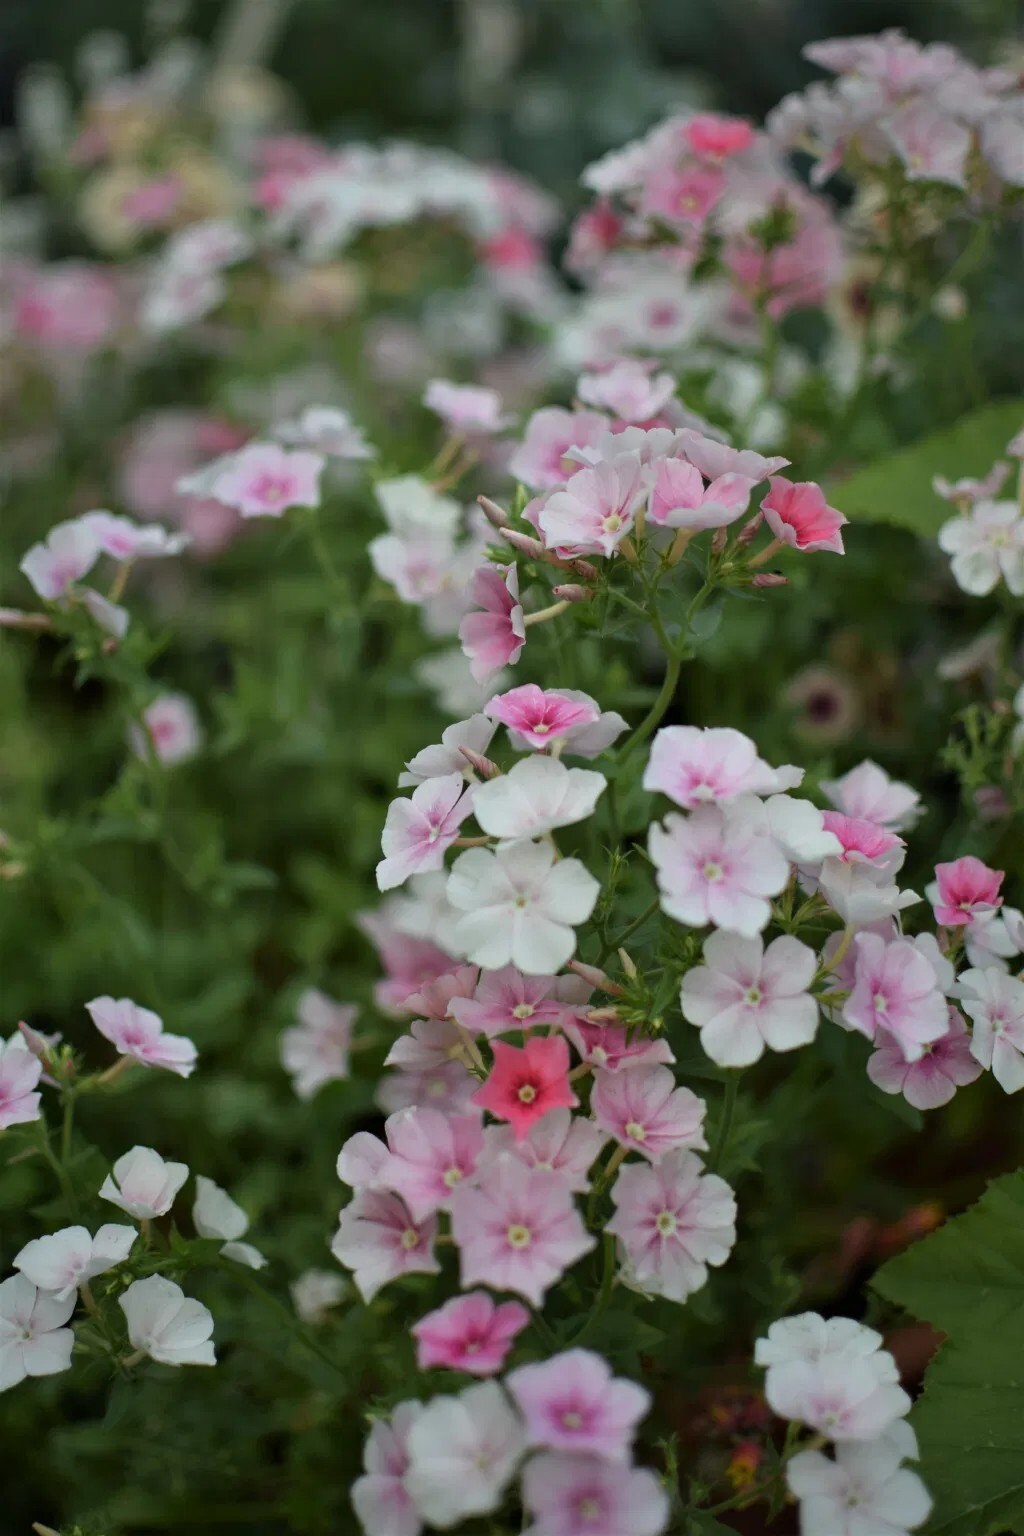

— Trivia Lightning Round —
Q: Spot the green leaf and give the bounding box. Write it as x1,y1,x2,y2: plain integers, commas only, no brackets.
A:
872,1169,1024,1536
830,399,1024,537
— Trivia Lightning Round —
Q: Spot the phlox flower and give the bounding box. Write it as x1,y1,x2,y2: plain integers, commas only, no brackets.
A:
211,443,324,518
762,476,847,553
100,1146,189,1220
276,405,374,460
0,1036,43,1130
404,1380,525,1527
646,458,756,531
85,996,197,1077
411,1292,529,1376
816,855,917,928
399,714,497,787
507,1348,650,1460
15,1223,136,1302
592,1064,706,1160
458,565,526,684
644,725,802,809
402,966,481,1022
885,102,970,186
481,1109,608,1192
686,112,756,158
843,934,948,1060
382,1107,484,1221
641,163,727,228
680,931,819,1067
449,1156,595,1305
867,1007,982,1111
20,518,100,599
332,1191,440,1303
820,813,905,873
418,645,509,717
280,988,356,1099
820,760,921,831
561,1020,675,1074
576,360,677,423
649,802,790,937
965,906,1024,971
375,474,462,537
451,965,590,1038
509,407,609,490
352,1402,423,1536
521,1452,670,1536
959,968,1024,1093
118,1275,216,1367
486,684,600,750
474,1036,578,1139
606,1149,736,1303
539,456,647,557
673,429,789,484
80,587,130,638
380,1028,478,1118
423,379,512,434
933,463,1010,505
290,1269,346,1325
129,694,203,765
80,510,189,560
0,1275,75,1393
927,855,1003,928
756,1312,897,1373
193,1176,266,1270
787,1423,931,1536
938,501,1024,596
762,1320,910,1440
447,840,600,973
369,527,460,607
472,756,606,840
376,774,474,892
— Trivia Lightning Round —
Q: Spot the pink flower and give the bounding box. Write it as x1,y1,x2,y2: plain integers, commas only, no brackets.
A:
211,443,325,518
820,760,921,831
539,457,647,557
280,988,355,1099
641,164,727,227
673,429,788,484
820,812,905,871
842,935,948,1061
80,510,189,560
646,459,755,531
331,1190,439,1303
473,1036,578,1139
885,103,970,187
449,1156,595,1306
867,1007,982,1110
481,1109,608,1192
485,685,600,750
13,262,120,351
959,968,1024,1093
648,803,790,937
100,1145,190,1220
450,966,590,1039
0,1037,42,1130
380,1023,478,1117
787,1427,931,1536
507,1348,650,1461
402,966,480,1022
383,1107,484,1220
376,774,474,892
762,477,847,553
577,361,677,423
85,996,197,1077
927,856,1004,928
129,694,203,766
15,1223,136,1302
509,408,609,490
447,840,600,973
680,931,819,1067
686,112,755,158
592,1064,706,1160
605,1149,736,1303
352,1402,423,1536
423,379,512,434
411,1292,529,1376
644,726,802,808
561,1022,675,1075
521,1452,670,1536
20,518,100,599
459,565,526,683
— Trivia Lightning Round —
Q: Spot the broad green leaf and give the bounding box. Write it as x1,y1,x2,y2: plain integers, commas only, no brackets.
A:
830,399,1024,536
873,1170,1024,1536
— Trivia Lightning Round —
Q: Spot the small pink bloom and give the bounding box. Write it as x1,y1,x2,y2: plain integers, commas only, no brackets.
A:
820,812,904,870
383,1106,484,1221
885,103,970,187
674,428,789,484
0,1275,75,1390
20,518,100,600
959,968,1024,1094
820,760,921,831
644,725,802,808
592,1063,706,1160
80,510,188,561
561,1021,675,1075
641,164,726,227
15,1223,136,1302
459,565,526,683
211,443,324,518
680,931,819,1067
403,965,480,1022
376,774,474,891
411,1292,529,1376
867,1006,982,1110
521,1452,670,1536
13,263,120,351
331,1190,439,1303
480,225,543,270
510,408,609,491
481,1109,608,1192
539,457,647,558
564,201,625,276
120,174,182,227
507,1348,650,1461
649,803,791,937
765,1354,911,1441
577,361,677,424
129,694,203,766
0,1037,43,1130
762,477,847,553
423,379,512,434
473,1036,578,1139
606,1149,736,1303
352,1401,423,1536
451,965,589,1038
85,996,197,1077
647,459,755,531
685,112,755,159
843,934,948,1061
485,684,599,751
280,988,355,1099
928,855,1004,928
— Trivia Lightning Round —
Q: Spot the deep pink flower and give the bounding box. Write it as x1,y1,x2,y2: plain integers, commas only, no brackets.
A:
411,1292,529,1376
376,774,474,891
508,1348,650,1461
762,477,847,553
592,1064,706,1160
383,1107,484,1221
539,457,647,558
485,685,600,751
473,1037,578,1139
459,565,526,683
647,459,755,531
928,856,1004,928
867,1007,982,1110
85,996,197,1077
450,966,590,1038
685,113,756,159
649,803,791,937
843,934,948,1060
606,1149,736,1302
521,1452,670,1536
331,1190,439,1303
644,726,802,808
820,812,904,870
211,443,324,518
481,1110,608,1192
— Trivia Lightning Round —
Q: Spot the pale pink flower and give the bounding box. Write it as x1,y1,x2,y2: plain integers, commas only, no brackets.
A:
787,1425,931,1536
85,996,197,1077
644,726,802,809
291,1268,346,1324
376,774,474,892
765,1351,910,1441
451,966,589,1038
647,459,756,531
820,761,921,831
13,262,120,352
211,443,324,518
449,1156,595,1305
507,1348,650,1460
592,1064,706,1160
885,103,970,186
352,1402,423,1536
100,1145,189,1219
649,803,790,937
80,510,189,560
374,475,462,538
15,1223,136,1301
755,1312,892,1372
411,1292,529,1376
0,1274,75,1392
933,463,1010,505
399,715,497,787
405,1380,526,1527
816,857,917,928
382,1107,484,1221
280,988,356,1099
193,1176,266,1270
938,501,1024,596
424,379,512,434
509,407,608,490
521,1452,670,1536
965,906,1024,971
867,1007,982,1110
481,1109,608,1192
927,855,1003,928
276,405,374,461
472,757,606,840
959,968,1024,1093
762,477,847,553
641,163,727,227
447,840,600,973
118,1275,216,1367
402,966,480,1022
459,565,526,683
381,1019,478,1116
605,1149,737,1303
680,931,819,1067
577,361,677,423
0,1037,42,1130
673,429,788,484
539,456,647,558
331,1191,439,1303
561,1021,675,1074
129,694,203,765
20,518,100,599
843,934,948,1060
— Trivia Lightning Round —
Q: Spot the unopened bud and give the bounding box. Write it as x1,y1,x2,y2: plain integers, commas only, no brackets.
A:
569,959,618,992
617,948,638,980
751,571,788,588
551,583,591,603
563,556,600,582
477,495,511,530
711,527,729,556
459,746,501,779
587,1006,622,1024
500,527,547,560
736,509,764,547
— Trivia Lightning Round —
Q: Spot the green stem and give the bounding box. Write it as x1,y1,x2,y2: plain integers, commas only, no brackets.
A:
565,1233,617,1347
35,1117,79,1216
599,896,660,964
619,649,682,760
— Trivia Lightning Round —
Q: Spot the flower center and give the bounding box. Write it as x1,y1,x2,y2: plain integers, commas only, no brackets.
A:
512,1003,535,1020
656,1209,678,1236
561,1410,583,1429
578,1497,601,1521
872,991,888,1013
625,1120,647,1141
533,721,550,735
400,1227,420,1251
518,1083,538,1104
702,861,724,882
602,513,623,532
443,1166,463,1188
744,985,762,1006
507,1223,532,1249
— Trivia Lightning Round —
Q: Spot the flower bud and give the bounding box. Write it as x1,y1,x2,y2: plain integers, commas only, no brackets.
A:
459,745,502,779
736,509,764,547
477,495,511,530
751,571,788,588
500,527,547,560
551,583,591,603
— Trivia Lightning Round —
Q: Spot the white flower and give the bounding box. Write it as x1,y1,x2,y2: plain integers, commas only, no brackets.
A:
756,1312,909,1442
405,1380,525,1526
680,931,819,1067
100,1146,189,1220
817,860,919,927
820,760,922,831
398,714,497,786
959,967,1024,1092
472,756,606,840
290,1269,347,1325
14,1223,136,1302
375,475,462,538
119,1275,216,1367
761,795,842,863
447,840,599,972
0,1274,75,1392
938,500,1024,596
193,1176,267,1269
787,1422,931,1536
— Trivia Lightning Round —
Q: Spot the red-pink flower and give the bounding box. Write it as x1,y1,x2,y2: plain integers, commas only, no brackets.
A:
685,113,756,159
820,812,905,870
473,1037,578,1140
485,685,599,751
459,565,526,684
591,1064,706,1161
376,774,474,892
449,1157,594,1305
928,856,1004,928
762,477,847,553
411,1291,529,1376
